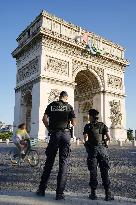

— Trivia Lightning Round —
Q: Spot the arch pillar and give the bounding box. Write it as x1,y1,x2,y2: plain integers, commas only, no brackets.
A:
13,91,22,136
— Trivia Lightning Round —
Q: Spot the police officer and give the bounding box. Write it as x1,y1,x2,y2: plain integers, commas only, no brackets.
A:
83,109,114,201
36,91,76,200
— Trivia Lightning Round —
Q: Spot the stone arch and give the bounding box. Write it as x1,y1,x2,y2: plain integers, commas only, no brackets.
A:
74,69,101,100
72,62,104,91
74,69,102,138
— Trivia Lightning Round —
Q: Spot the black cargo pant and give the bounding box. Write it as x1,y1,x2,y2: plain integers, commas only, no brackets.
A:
85,142,111,190
39,130,71,194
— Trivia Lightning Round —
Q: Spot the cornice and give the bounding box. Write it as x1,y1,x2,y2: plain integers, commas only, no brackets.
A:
41,76,75,88
15,76,40,92
12,10,129,67
102,90,126,98
12,30,42,58
41,30,129,66
17,10,125,51
12,28,129,67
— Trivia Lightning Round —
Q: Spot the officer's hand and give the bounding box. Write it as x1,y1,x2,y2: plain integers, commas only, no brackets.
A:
84,141,88,147
81,139,85,145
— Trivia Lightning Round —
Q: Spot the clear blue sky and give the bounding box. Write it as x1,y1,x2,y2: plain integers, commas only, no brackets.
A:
0,0,135,130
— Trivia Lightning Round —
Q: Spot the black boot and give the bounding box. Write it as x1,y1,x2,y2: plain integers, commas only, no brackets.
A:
105,189,114,201
56,193,65,200
89,189,97,200
36,189,45,197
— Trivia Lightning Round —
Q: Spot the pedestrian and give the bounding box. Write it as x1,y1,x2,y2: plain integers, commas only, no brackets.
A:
36,91,76,200
83,109,114,201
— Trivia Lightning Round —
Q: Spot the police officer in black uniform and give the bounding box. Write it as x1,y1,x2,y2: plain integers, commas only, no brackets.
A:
36,91,76,200
83,109,114,201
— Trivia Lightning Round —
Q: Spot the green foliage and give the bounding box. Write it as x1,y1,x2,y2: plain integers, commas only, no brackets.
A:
127,129,134,141
0,132,13,141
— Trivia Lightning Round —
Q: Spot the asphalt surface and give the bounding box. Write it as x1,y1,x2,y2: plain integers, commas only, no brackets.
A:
0,142,136,200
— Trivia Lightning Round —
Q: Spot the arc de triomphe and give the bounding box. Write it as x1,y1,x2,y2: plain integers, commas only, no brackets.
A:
12,11,129,141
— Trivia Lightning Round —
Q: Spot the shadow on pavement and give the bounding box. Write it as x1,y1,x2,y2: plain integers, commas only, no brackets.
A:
0,191,84,205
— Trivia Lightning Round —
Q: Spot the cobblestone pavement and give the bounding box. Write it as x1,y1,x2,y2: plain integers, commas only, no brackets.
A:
0,142,136,200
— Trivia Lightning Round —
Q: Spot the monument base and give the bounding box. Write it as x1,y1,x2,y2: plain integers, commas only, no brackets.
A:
110,127,127,141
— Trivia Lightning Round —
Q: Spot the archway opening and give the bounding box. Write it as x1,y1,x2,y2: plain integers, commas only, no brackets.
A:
21,91,32,133
74,69,101,138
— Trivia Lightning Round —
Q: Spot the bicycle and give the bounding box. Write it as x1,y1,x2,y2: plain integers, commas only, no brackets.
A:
9,138,39,167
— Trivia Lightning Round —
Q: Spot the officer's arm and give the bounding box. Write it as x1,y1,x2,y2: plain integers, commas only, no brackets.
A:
71,118,76,126
105,132,111,142
103,124,110,142
83,124,88,142
69,106,76,126
42,114,49,131
84,134,88,142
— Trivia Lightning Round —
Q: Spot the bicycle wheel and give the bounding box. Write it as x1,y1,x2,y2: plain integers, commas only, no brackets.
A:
27,149,39,167
10,149,20,165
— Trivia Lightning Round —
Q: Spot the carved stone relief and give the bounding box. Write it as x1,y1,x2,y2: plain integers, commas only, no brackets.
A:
107,74,122,89
45,57,69,76
16,42,41,68
43,37,82,57
109,100,122,127
92,65,104,86
43,36,127,69
48,89,60,103
17,58,39,83
72,60,88,75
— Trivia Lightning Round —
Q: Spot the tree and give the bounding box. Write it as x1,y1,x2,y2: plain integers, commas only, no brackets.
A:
127,129,134,141
0,121,3,129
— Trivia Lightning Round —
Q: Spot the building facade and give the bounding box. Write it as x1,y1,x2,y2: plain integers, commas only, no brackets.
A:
12,11,129,141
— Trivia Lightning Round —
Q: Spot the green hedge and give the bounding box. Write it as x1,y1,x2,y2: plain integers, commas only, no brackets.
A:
0,132,13,141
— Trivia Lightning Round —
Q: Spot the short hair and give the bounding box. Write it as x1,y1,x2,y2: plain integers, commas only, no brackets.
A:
89,109,99,117
18,123,26,129
59,91,68,98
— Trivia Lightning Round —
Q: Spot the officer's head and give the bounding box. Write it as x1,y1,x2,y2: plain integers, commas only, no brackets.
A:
59,91,68,102
88,109,99,122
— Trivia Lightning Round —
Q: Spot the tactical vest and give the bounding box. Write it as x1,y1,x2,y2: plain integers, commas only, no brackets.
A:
48,100,71,130
87,122,105,146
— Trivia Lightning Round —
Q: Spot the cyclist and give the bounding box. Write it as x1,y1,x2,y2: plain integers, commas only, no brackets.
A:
12,123,30,155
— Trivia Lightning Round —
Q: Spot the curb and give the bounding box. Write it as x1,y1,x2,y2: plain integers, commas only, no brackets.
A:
0,190,136,204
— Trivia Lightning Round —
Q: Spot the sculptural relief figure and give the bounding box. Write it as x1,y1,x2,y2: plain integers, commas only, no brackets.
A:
107,74,122,90
109,100,122,127
46,57,69,76
48,89,60,103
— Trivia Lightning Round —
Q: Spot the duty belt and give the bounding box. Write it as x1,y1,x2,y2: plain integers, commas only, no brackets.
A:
50,128,70,132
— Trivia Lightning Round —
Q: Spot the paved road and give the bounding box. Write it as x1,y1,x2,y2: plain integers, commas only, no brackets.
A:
0,191,136,205
1,143,136,199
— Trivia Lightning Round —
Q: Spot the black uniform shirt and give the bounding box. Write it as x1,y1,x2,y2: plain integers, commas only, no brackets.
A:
83,121,109,145
45,100,76,130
